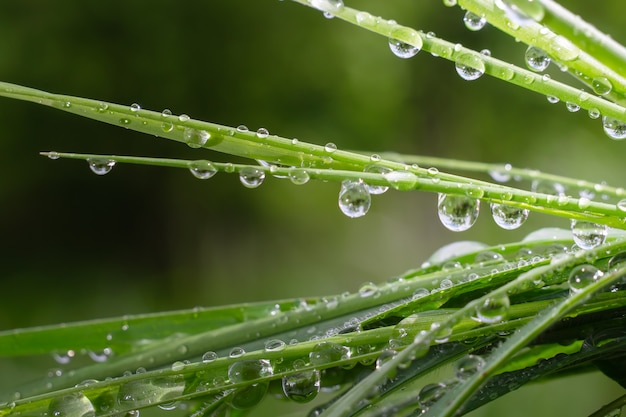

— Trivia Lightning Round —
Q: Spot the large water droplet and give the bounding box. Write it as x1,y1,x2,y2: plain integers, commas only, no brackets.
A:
384,170,418,191
463,11,487,31
568,264,603,294
309,342,351,366
495,0,545,26
602,116,626,140
338,181,371,218
117,377,186,409
256,127,269,138
87,158,116,176
418,382,447,408
591,77,612,96
310,0,343,11
324,142,337,153
282,370,321,403
454,355,486,381
49,393,95,417
289,168,310,185
473,294,510,323
183,128,210,148
525,46,550,71
437,193,480,232
189,161,217,180
239,167,266,188
570,220,608,249
455,54,485,81
490,203,529,230
228,359,273,383
388,28,422,59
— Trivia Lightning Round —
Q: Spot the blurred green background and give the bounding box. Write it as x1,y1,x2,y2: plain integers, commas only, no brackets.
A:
0,1,624,414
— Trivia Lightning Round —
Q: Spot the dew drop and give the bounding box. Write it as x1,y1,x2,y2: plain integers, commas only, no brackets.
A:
566,102,580,112
454,355,486,381
455,54,485,81
189,160,218,180
602,116,626,140
47,151,61,160
130,103,141,112
571,220,608,249
183,128,210,148
228,359,273,383
239,167,266,188
463,11,487,31
383,170,418,190
289,168,310,185
338,181,371,218
48,393,95,417
617,199,626,212
364,165,390,195
256,127,269,138
230,347,246,358
473,294,510,323
490,203,529,230
87,158,116,176
359,282,379,298
592,77,612,96
310,0,343,11
161,109,172,117
161,121,174,132
309,342,351,366
437,193,480,232
546,95,560,104
588,108,601,119
488,163,512,182
568,264,603,294
282,370,321,403
202,351,218,362
236,124,249,133
443,0,457,6
264,339,286,352
388,28,422,59
324,142,337,153
524,46,550,72
178,114,190,122
418,382,447,408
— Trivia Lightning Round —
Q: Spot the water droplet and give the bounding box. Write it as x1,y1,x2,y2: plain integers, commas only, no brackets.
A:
384,170,418,190
161,121,174,132
119,118,131,126
183,128,210,148
171,361,185,372
202,351,218,362
161,109,172,117
490,203,529,230
546,95,560,104
588,108,601,119
228,359,273,383
437,193,480,232
87,348,113,362
289,168,310,185
189,160,217,180
488,163,512,182
230,347,246,358
87,158,116,176
310,0,343,11
117,377,186,410
47,151,61,160
178,114,190,122
256,127,269,138
617,199,626,212
282,370,321,403
418,382,447,408
602,116,626,140
236,124,249,133
455,54,485,81
324,142,337,153
239,167,266,188
480,49,491,57
388,28,422,59
524,46,550,71
48,393,95,417
454,355,486,381
473,294,510,323
231,383,269,410
566,102,580,112
495,0,544,26
568,264,603,294
130,103,141,112
364,165,390,195
338,181,371,218
443,0,457,6
309,342,351,366
591,77,612,96
97,102,109,112
359,282,379,298
571,220,608,249
463,11,487,31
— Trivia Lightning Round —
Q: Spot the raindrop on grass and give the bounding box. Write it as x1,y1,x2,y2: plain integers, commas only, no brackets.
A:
309,342,350,366
571,220,608,249
236,124,249,133
338,181,371,218
47,151,61,160
617,199,626,212
289,169,310,185
183,128,210,149
488,163,512,182
202,351,218,362
282,370,321,403
473,294,510,323
418,382,447,408
256,127,269,138
455,54,485,81
437,193,480,232
546,95,559,104
388,28,422,59
454,355,486,381
48,393,95,417
490,203,529,229
384,170,418,190
568,264,603,294
592,77,612,96
189,161,217,180
364,165,390,194
359,282,379,298
310,0,344,11
463,11,486,31
566,102,580,112
525,46,550,71
324,142,337,153
239,167,266,188
230,347,246,358
602,116,626,140
264,339,286,352
228,359,273,383
130,103,141,112
87,159,116,176
588,108,601,119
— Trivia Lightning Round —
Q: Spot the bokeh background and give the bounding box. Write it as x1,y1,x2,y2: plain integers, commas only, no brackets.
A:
0,1,624,415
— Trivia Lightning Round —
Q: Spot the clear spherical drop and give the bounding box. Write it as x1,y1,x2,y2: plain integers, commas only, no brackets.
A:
130,103,141,112
566,102,580,112
418,382,447,408
189,160,217,180
288,169,310,185
568,264,603,294
309,342,351,366
588,108,601,119
264,339,286,352
183,128,210,149
455,54,485,81
490,203,529,230
47,151,61,160
546,95,560,104
202,351,218,362
364,165,391,195
474,294,510,323
178,114,190,122
454,355,486,381
256,127,269,138
281,370,321,403
324,142,337,153
228,359,273,383
617,199,626,212
463,11,487,31
592,77,612,96
230,347,246,358
388,28,422,59
236,124,249,133
525,46,550,71
437,193,480,232
239,167,266,188
383,170,418,191
87,158,116,176
602,116,626,140
338,181,371,218
570,220,608,249
358,282,379,298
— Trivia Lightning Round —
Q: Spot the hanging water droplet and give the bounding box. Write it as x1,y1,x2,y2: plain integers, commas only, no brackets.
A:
364,165,390,195
495,0,545,26
310,0,343,11
454,355,486,381
282,370,321,403
178,114,190,122
87,158,116,176
571,220,608,249
566,102,580,112
568,264,603,294
455,54,485,81
183,128,210,148
443,0,457,6
588,108,601,119
490,203,529,230
324,142,337,153
309,342,351,366
463,11,487,31
546,95,560,104
289,168,310,185
228,359,273,383
338,181,371,218
388,28,422,59
130,103,141,112
48,393,95,417
473,294,510,323
256,127,269,138
591,77,612,96
437,193,480,232
189,160,218,180
602,116,626,140
239,167,265,188
525,46,550,71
